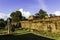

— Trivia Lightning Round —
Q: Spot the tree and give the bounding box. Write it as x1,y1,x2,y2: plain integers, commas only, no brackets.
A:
0,19,6,29
35,9,48,19
49,14,53,17
0,19,4,21
10,11,22,22
49,14,56,17
10,11,22,29
22,16,27,20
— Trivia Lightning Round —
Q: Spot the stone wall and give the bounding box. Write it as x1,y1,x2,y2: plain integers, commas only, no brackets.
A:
20,16,60,33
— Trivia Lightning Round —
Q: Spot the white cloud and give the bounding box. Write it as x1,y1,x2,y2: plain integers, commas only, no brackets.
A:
19,8,31,18
0,13,10,20
52,11,60,16
0,8,31,20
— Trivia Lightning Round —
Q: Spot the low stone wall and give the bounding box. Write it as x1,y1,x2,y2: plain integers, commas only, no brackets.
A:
20,19,60,33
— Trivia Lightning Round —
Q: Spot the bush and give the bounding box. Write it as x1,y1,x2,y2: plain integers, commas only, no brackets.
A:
11,25,15,32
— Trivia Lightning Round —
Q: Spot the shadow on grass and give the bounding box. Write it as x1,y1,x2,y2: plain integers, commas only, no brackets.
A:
0,33,55,40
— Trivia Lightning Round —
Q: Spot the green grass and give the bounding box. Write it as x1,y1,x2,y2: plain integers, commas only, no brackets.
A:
32,31,59,40
0,29,8,35
0,29,59,40
13,29,59,40
12,29,31,35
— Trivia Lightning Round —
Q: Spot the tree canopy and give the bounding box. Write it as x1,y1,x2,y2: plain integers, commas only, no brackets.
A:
49,14,56,17
0,19,6,28
35,9,48,19
10,11,22,22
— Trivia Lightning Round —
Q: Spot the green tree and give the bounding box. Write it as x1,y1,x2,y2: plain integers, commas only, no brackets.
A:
49,14,56,17
49,14,53,17
10,11,22,29
10,11,22,22
35,9,48,19
22,16,27,20
0,19,4,21
0,19,6,29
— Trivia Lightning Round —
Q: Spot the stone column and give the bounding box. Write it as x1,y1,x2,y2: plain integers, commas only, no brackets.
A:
7,19,10,34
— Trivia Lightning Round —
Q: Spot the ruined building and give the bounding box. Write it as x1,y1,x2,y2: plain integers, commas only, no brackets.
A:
20,16,60,33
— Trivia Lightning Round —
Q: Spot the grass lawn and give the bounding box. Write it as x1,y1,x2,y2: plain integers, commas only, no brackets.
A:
0,29,59,40
13,29,60,40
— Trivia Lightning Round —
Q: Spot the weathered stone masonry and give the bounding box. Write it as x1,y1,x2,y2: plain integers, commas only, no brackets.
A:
20,16,60,33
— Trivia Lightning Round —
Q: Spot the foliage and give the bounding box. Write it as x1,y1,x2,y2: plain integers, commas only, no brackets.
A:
0,19,6,29
11,26,15,32
10,11,22,22
22,16,27,20
49,14,56,17
49,14,53,17
35,9,48,19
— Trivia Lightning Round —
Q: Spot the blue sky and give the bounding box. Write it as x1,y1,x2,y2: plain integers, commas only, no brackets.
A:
0,0,60,19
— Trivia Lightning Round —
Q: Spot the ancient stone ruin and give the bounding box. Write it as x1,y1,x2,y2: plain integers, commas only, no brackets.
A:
20,16,60,33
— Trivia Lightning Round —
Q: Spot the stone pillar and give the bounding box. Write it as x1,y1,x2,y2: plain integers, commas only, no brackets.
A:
7,19,10,34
